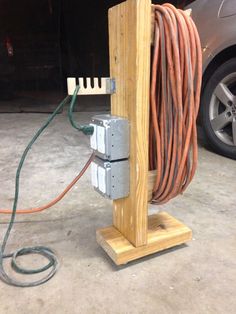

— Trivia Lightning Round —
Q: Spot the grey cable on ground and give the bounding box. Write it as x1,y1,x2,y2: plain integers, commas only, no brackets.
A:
0,96,70,287
0,87,92,287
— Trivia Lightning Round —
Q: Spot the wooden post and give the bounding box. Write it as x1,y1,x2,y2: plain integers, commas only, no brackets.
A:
96,0,192,265
108,0,151,247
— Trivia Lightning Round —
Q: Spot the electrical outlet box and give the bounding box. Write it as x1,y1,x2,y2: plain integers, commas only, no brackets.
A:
90,114,129,161
91,157,129,200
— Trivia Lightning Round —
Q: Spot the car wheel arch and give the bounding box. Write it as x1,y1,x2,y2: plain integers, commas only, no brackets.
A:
202,44,236,92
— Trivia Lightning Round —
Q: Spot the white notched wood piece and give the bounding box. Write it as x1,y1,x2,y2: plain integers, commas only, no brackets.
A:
67,77,114,95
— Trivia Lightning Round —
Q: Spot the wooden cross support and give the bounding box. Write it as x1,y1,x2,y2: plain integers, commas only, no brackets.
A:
96,0,192,265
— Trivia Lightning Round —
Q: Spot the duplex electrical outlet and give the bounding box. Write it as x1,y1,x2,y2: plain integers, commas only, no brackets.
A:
91,158,130,200
90,114,129,161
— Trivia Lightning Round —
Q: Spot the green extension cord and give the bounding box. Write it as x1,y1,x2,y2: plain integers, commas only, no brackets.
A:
0,86,92,287
68,85,94,135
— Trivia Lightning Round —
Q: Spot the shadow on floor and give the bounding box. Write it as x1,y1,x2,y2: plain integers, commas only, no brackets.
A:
0,92,110,113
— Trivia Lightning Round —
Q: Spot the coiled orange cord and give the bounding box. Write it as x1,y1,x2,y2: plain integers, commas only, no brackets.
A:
150,4,202,205
1,4,201,214
0,154,93,214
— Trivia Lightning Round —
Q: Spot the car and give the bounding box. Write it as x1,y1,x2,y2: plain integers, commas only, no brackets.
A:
187,0,236,159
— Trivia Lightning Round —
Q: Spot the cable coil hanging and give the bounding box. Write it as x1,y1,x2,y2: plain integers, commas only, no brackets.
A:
149,4,202,205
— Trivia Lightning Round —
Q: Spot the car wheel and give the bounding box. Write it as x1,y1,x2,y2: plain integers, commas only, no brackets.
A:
201,58,236,159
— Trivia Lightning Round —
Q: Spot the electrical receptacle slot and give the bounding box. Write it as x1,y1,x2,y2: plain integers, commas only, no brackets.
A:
90,114,130,200
90,114,129,161
91,157,130,200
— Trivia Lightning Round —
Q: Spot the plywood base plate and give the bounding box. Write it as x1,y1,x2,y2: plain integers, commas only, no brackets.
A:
96,212,192,265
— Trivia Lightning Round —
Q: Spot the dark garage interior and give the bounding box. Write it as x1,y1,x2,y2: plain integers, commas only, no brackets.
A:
0,0,187,112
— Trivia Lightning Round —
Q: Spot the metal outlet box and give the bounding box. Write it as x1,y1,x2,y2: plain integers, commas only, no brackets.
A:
90,114,129,161
91,157,130,200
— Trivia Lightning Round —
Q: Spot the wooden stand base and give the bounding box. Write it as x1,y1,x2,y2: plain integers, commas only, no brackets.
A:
98,0,193,267
96,212,192,265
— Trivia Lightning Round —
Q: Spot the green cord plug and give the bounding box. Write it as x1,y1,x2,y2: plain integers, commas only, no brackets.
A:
68,85,94,136
80,125,94,136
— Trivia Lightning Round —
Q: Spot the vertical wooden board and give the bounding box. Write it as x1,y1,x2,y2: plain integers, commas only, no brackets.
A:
109,0,151,247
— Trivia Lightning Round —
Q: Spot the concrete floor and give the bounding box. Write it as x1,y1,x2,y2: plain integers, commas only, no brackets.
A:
0,110,235,314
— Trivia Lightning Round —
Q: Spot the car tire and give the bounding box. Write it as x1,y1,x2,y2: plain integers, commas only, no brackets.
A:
200,58,236,160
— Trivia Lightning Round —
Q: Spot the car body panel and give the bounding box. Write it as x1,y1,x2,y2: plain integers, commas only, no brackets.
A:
187,0,236,72
219,0,236,18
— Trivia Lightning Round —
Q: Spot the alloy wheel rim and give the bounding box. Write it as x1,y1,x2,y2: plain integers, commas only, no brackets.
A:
209,72,236,147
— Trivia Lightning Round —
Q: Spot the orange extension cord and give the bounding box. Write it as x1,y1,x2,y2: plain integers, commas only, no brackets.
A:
0,154,93,214
1,4,202,214
149,4,202,205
